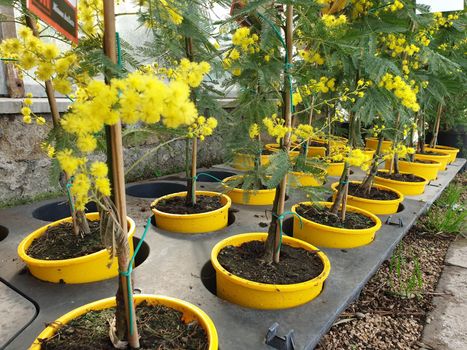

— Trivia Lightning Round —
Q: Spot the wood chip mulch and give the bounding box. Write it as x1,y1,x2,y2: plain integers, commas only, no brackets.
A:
316,224,455,350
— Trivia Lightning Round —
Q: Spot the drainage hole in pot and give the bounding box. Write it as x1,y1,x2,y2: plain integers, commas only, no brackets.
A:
132,237,150,267
0,225,8,242
397,203,405,213
32,201,97,222
258,215,292,231
126,182,187,199
200,260,217,296
196,170,237,182
151,209,236,229
282,218,294,237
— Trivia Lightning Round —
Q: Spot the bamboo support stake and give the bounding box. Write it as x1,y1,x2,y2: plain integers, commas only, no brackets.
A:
273,5,294,263
102,0,139,347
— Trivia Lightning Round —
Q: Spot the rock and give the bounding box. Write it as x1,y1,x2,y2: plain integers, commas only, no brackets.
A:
355,312,365,320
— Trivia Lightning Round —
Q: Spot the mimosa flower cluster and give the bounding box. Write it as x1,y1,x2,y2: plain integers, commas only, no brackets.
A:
0,27,77,94
378,73,420,112
20,93,46,125
187,116,218,141
53,61,208,210
78,0,103,35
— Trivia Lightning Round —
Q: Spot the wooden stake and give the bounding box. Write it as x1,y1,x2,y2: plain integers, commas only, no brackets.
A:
0,5,25,98
102,0,139,347
273,5,294,264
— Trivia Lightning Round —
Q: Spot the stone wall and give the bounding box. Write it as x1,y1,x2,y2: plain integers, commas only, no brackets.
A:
0,113,225,207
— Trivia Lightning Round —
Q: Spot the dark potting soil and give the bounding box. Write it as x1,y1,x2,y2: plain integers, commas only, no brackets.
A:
217,240,324,284
153,195,223,214
261,149,275,155
309,140,327,147
418,151,445,156
27,221,104,260
40,301,208,350
348,183,400,200
225,178,268,190
414,159,438,164
295,204,375,229
376,171,426,183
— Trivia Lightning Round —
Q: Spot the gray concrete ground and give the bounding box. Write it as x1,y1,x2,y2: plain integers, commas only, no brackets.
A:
421,237,467,350
0,160,465,350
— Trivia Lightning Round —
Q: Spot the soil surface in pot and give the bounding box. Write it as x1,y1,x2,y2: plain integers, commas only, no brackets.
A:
418,151,445,156
309,140,326,147
225,178,269,191
295,204,375,229
217,240,324,284
413,159,438,164
40,301,208,350
376,171,425,183
27,220,104,260
153,195,223,214
348,183,400,200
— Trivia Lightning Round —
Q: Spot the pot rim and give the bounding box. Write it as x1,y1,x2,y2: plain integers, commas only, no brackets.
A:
211,232,331,292
17,213,135,267
151,191,231,218
398,159,441,167
31,294,218,350
375,169,428,185
331,181,404,203
291,201,382,234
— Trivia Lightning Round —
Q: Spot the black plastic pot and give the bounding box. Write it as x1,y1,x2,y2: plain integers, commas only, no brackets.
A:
427,128,467,158
126,182,187,198
32,201,97,222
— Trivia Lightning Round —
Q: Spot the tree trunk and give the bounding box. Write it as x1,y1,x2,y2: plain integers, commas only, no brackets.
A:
360,134,383,194
24,8,90,236
330,162,350,216
264,5,293,264
430,104,442,148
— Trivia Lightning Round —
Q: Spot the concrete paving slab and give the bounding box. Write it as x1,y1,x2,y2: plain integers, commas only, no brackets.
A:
0,161,465,350
445,238,467,269
421,265,467,350
0,279,37,349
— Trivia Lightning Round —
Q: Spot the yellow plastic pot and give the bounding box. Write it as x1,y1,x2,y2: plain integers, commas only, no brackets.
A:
324,161,345,176
291,202,382,248
151,191,231,234
385,158,440,181
425,145,460,164
362,148,376,159
17,213,135,284
231,152,270,170
211,233,330,309
30,294,218,350
414,149,450,170
374,169,428,196
331,181,404,215
222,176,275,205
288,169,326,188
307,146,326,157
365,137,393,153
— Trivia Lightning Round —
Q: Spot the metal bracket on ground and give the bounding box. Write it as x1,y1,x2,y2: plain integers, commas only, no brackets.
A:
385,216,403,227
428,181,442,187
265,322,296,350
